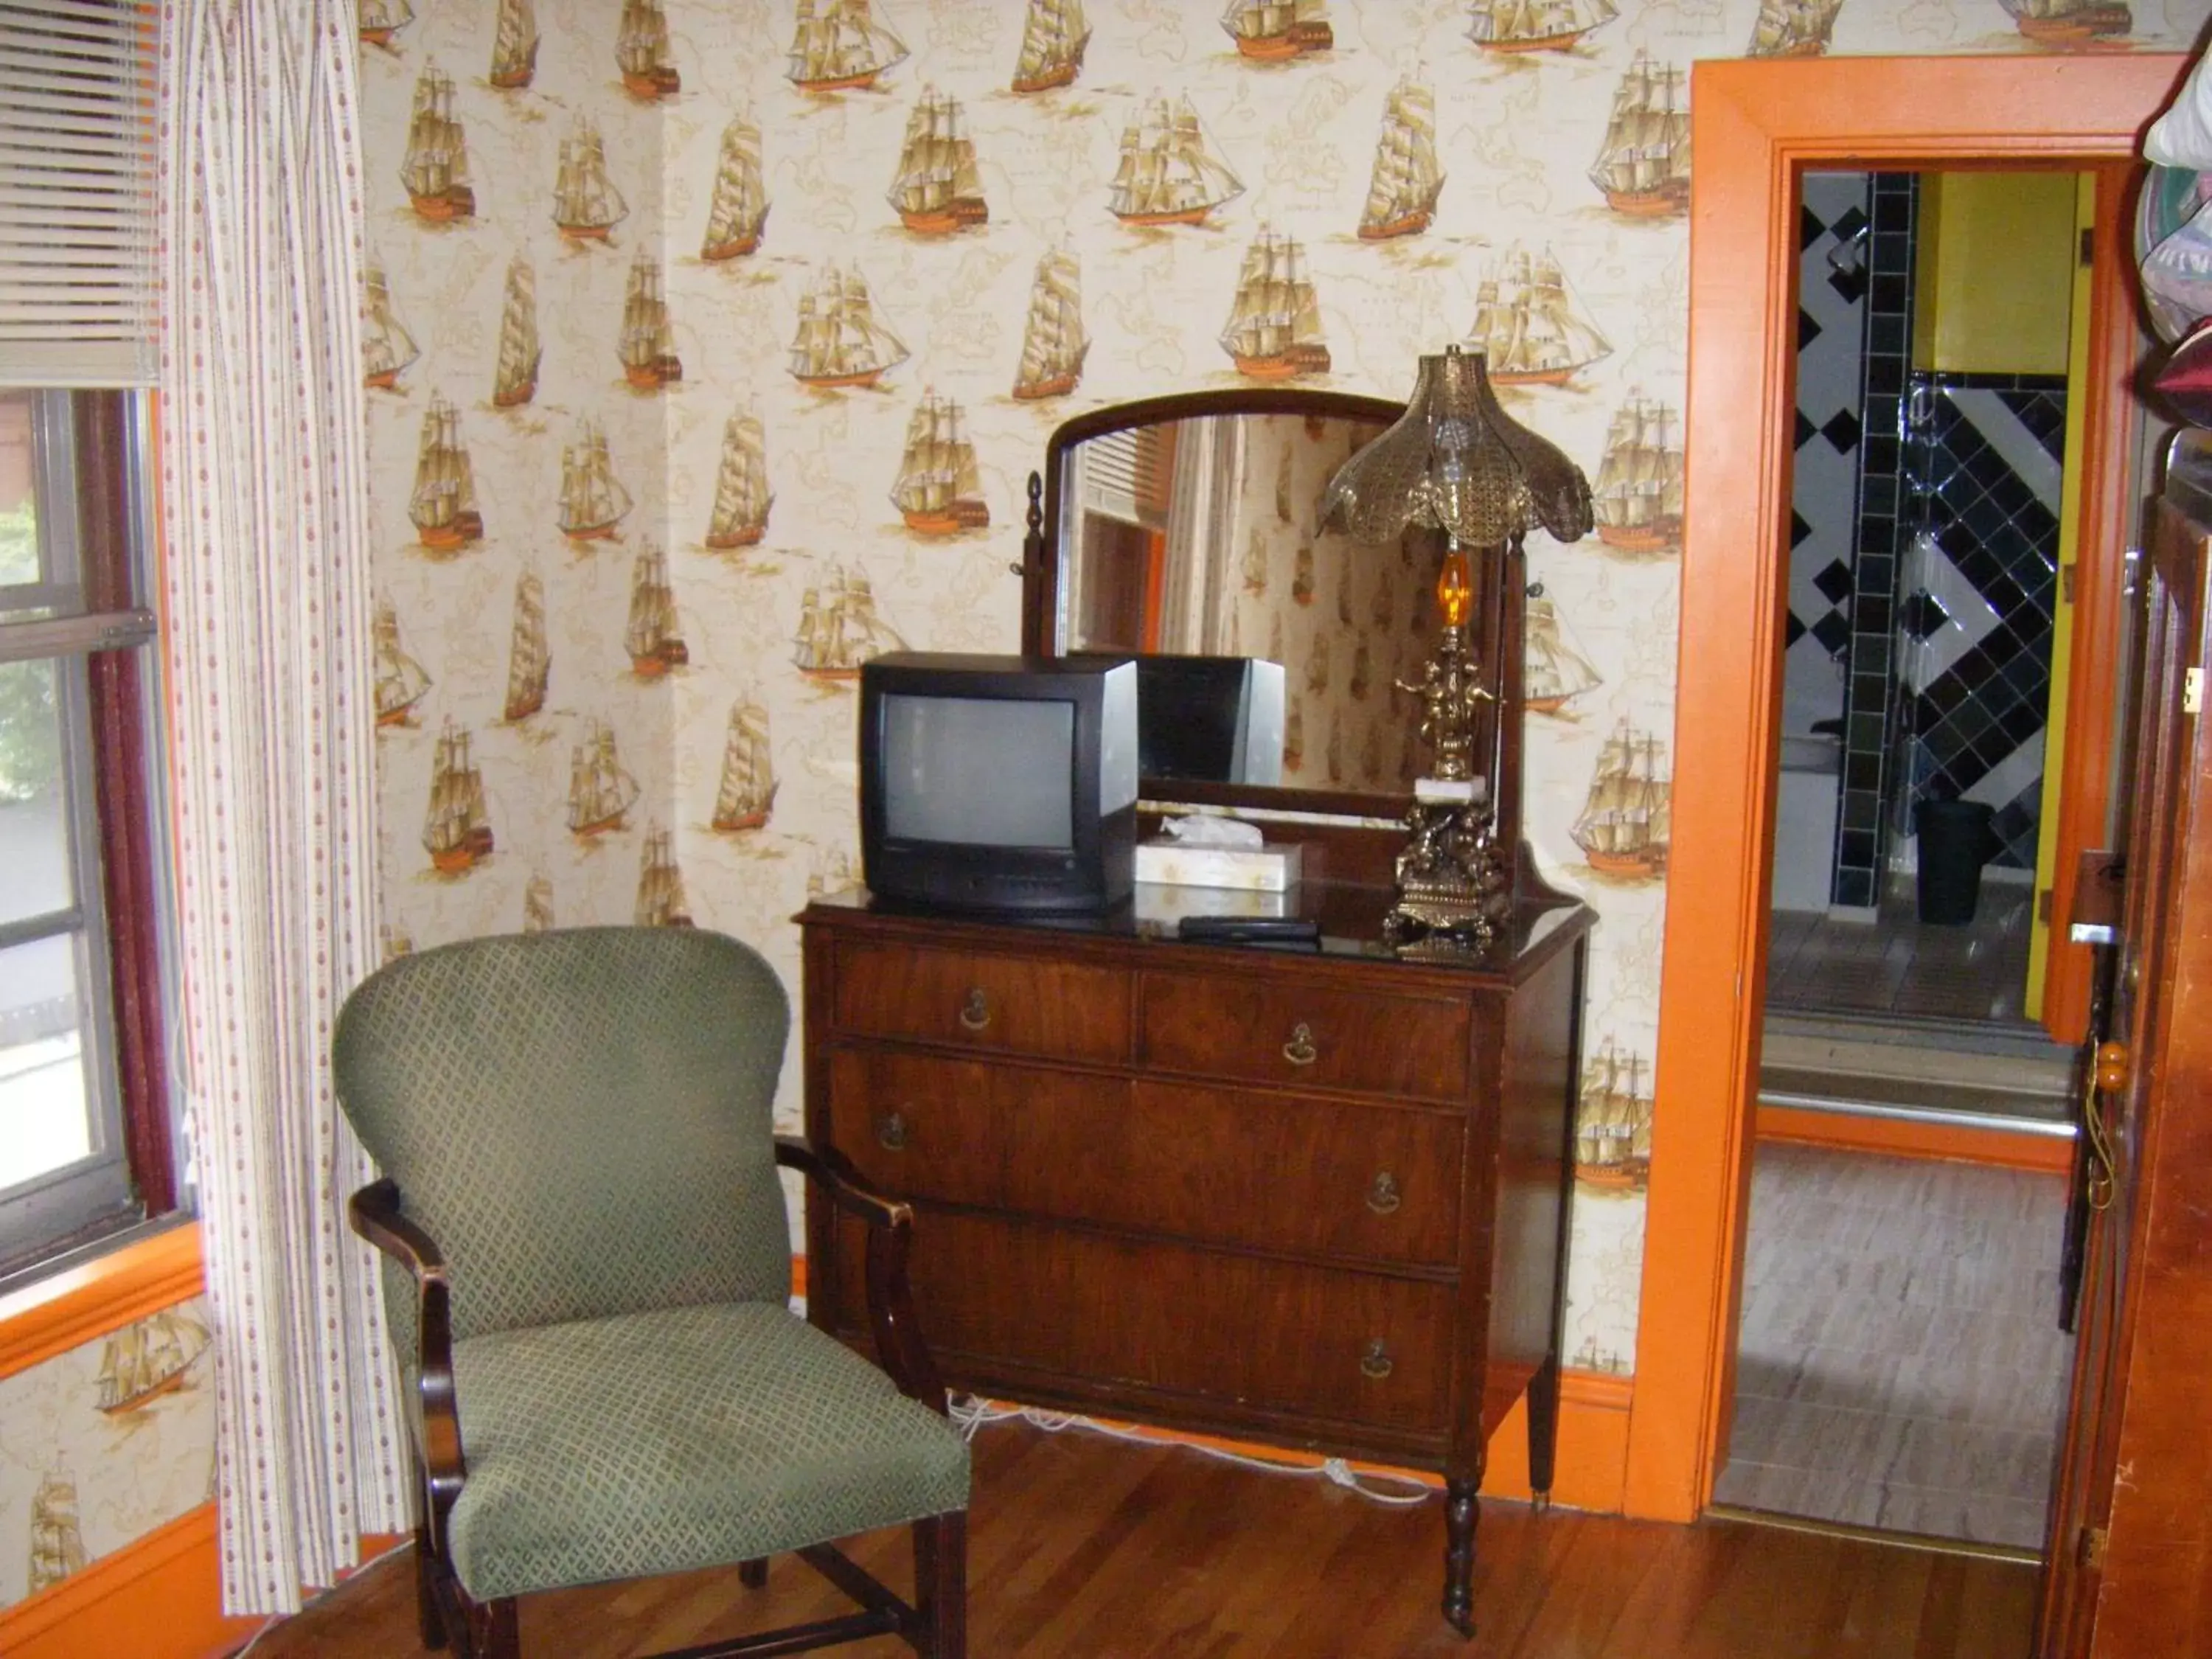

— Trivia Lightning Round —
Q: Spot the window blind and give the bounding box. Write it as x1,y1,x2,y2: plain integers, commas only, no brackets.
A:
1078,425,1171,529
0,0,159,389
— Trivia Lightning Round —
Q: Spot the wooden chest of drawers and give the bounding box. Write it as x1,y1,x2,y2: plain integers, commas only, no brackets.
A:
799,891,1592,1635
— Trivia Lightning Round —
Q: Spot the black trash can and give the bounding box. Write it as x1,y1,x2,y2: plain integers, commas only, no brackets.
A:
1916,799,1997,925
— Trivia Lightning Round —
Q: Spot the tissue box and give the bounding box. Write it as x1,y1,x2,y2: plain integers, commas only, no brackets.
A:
1134,881,1293,924
1134,839,1302,891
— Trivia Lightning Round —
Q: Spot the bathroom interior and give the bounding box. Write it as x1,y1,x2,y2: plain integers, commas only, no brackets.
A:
1711,167,2090,1551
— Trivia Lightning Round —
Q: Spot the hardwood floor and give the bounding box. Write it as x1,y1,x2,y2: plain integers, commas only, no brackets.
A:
241,1419,2039,1658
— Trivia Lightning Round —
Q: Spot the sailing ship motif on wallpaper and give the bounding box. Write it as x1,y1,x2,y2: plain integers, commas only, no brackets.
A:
1012,0,1089,92
1220,229,1329,380
1571,720,1671,877
558,420,633,541
616,0,681,98
490,0,539,88
522,872,554,932
619,253,682,389
97,1308,209,1415
568,720,641,835
1359,78,1441,240
1222,0,1333,58
504,571,549,721
636,826,695,926
794,568,905,680
554,117,628,243
1012,250,1088,400
1467,0,1616,52
1241,527,1269,597
1523,596,1600,715
712,697,778,831
382,924,416,962
373,598,431,729
1593,394,1684,552
892,394,990,534
889,92,988,234
1575,1037,1654,1190
362,258,417,390
790,265,909,389
493,257,541,408
1999,0,2129,46
701,116,769,260
1590,54,1690,218
1348,638,1373,700
1466,247,1611,387
1304,636,1329,695
401,63,476,223
28,1471,86,1596
1283,695,1305,771
1274,448,1293,523
1293,543,1315,607
410,394,483,551
1109,96,1244,228
1747,0,1843,56
423,720,494,874
705,411,772,548
625,544,689,677
359,0,411,52
787,0,909,94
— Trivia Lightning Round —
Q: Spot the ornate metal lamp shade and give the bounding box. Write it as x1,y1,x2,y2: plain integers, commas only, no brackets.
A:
1321,345,1594,950
1319,344,1593,550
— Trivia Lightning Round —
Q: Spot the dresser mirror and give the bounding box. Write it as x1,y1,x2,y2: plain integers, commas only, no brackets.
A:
1022,389,1442,815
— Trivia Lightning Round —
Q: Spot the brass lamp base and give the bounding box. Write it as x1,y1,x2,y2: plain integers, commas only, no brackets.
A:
1382,799,1509,953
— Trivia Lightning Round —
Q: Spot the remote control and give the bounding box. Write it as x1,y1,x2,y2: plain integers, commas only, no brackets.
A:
1176,915,1321,945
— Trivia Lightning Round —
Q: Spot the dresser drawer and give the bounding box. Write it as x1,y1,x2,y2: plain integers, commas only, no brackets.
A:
832,1211,1453,1434
826,1048,1127,1211
1137,970,1470,1102
1006,1080,1463,1267
830,941,1130,1065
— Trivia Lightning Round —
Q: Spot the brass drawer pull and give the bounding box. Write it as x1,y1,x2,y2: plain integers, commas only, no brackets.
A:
875,1110,908,1151
1283,1022,1318,1066
1360,1338,1394,1382
958,987,992,1032
1366,1171,1402,1215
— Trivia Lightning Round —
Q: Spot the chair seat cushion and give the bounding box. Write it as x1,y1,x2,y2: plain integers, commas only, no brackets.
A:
443,1301,970,1601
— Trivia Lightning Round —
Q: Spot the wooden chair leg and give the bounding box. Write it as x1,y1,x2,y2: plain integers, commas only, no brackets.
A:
466,1596,521,1659
413,1525,448,1650
912,1510,967,1659
738,1557,768,1588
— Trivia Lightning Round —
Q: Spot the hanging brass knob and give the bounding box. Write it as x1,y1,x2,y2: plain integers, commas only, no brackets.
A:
2095,1041,2130,1093
1360,1338,1394,1381
1283,1022,1318,1066
1366,1172,1402,1215
958,988,992,1032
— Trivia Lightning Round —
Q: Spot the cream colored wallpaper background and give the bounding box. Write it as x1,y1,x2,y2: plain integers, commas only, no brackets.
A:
0,1298,214,1608
357,0,2205,1382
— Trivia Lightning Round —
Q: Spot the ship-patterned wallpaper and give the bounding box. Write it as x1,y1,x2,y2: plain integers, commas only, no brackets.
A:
0,1298,214,1610
355,0,2206,1385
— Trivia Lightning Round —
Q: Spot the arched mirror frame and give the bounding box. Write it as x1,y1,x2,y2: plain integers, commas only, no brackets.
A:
1018,386,1419,824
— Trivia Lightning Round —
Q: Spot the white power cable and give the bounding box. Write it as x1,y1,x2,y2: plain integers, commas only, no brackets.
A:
948,1394,1434,1507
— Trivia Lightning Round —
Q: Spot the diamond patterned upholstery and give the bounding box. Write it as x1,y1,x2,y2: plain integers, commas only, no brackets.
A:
447,1303,969,1601
332,926,970,1627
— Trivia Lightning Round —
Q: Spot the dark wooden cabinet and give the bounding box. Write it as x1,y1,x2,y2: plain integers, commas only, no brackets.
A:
800,889,1591,1636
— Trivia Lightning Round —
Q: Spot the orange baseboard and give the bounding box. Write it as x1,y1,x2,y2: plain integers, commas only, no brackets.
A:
1756,1103,2074,1175
0,1503,264,1659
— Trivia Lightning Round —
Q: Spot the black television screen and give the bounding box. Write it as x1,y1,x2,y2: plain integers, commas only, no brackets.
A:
1133,655,1285,787
859,653,1137,914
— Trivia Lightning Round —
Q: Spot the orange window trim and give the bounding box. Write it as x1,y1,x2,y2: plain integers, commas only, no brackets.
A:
0,1220,202,1381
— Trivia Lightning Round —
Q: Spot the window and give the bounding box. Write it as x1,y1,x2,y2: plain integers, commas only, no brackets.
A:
0,1,170,1275
0,388,168,1271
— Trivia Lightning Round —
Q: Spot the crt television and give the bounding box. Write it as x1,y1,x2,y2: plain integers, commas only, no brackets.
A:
1131,655,1285,787
858,653,1138,914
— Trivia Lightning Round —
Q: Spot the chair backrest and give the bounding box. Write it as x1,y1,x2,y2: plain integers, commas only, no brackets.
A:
334,926,793,1344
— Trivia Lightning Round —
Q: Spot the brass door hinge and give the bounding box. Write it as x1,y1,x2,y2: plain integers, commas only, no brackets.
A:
2188,667,2204,717
2078,1524,2109,1571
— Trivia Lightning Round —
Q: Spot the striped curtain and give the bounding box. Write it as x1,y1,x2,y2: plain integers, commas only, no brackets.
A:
156,0,408,1613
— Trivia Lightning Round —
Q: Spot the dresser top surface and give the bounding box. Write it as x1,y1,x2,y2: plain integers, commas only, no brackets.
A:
800,880,1593,981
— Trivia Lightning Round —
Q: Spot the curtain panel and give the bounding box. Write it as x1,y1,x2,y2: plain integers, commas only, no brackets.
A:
156,0,407,1612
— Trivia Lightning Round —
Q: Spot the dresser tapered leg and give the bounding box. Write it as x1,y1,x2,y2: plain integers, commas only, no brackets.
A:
1442,1478,1478,1638
1528,1353,1562,1511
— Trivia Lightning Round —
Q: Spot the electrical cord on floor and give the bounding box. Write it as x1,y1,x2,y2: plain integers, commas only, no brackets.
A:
947,1394,1436,1508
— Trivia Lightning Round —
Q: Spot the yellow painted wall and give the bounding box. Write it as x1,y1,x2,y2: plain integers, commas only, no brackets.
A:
1912,171,2080,376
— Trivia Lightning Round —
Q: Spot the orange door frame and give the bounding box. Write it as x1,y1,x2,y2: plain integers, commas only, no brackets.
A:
1630,52,2185,1523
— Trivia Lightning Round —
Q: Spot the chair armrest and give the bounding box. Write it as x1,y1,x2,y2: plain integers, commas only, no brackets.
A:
774,1135,950,1415
349,1178,468,1530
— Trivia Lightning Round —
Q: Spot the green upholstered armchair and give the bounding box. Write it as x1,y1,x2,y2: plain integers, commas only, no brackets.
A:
333,927,970,1659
